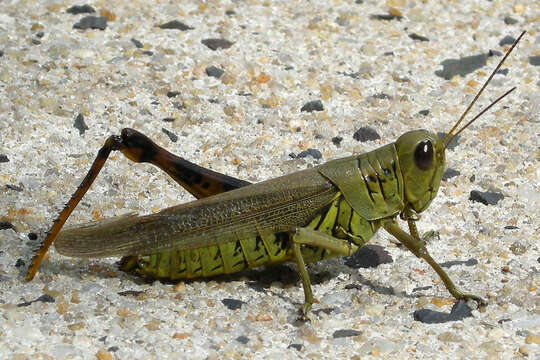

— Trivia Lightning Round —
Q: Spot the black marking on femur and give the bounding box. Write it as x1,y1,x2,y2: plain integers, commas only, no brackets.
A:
254,236,263,252
234,240,242,251
320,249,326,260
178,268,187,274
277,232,289,250
233,260,245,267
213,248,221,261
211,264,222,272
233,241,242,257
382,168,391,176
391,160,396,173
414,140,434,170
367,175,377,182
194,266,202,273
255,254,265,261
313,204,332,231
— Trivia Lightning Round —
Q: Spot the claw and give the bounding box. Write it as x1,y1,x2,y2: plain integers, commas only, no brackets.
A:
455,292,488,308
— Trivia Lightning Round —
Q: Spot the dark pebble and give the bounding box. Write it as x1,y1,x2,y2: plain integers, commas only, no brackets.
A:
0,154,9,162
6,184,23,192
167,91,180,98
131,38,143,48
498,318,512,324
435,53,490,80
313,307,334,316
370,14,402,21
28,232,38,240
35,31,44,38
437,132,460,150
442,168,460,181
225,10,236,16
371,92,392,100
15,259,25,268
300,100,324,112
73,16,107,30
221,298,246,310
489,49,502,57
469,190,504,205
162,128,178,142
333,329,362,338
499,35,516,46
0,50,3,57
162,117,175,122
205,66,224,79
409,33,429,42
235,336,249,344
418,109,429,116
288,344,303,351
73,113,88,135
504,16,518,25
142,50,153,56
344,244,392,269
331,136,343,146
0,221,17,232
117,290,145,297
414,300,472,323
469,174,475,183
529,56,540,67
297,148,322,160
497,68,509,76
338,71,359,79
172,102,183,110
107,346,119,352
412,285,432,292
504,225,519,230
66,5,96,14
201,38,234,50
440,258,478,268
99,336,107,342
158,20,193,31
353,127,380,142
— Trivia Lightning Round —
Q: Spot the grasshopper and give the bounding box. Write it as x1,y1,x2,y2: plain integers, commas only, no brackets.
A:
26,32,524,315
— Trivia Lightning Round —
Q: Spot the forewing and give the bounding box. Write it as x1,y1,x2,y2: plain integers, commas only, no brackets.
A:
54,167,338,258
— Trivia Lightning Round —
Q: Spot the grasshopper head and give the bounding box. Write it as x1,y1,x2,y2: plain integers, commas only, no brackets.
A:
394,32,524,214
395,130,445,213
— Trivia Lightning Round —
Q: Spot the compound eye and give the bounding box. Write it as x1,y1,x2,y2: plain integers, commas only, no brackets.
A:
414,140,433,170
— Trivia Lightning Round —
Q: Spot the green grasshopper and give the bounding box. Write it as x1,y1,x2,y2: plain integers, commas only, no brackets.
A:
27,32,524,315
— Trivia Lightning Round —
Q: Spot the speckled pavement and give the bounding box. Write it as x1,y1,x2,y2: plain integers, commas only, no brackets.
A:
0,1,539,359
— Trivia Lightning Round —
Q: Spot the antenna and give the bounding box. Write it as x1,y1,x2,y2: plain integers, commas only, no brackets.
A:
442,30,525,147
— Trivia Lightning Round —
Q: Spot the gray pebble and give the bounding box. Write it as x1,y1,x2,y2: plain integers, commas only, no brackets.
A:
469,190,504,205
73,16,107,30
